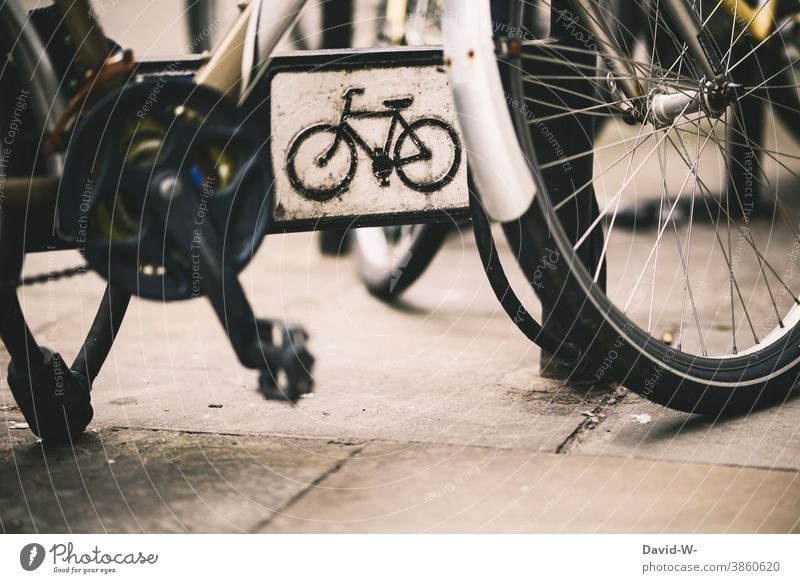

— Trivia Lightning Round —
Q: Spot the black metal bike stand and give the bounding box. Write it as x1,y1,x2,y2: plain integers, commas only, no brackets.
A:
528,2,607,380
318,0,355,256
726,53,767,222
0,211,128,443
0,25,612,444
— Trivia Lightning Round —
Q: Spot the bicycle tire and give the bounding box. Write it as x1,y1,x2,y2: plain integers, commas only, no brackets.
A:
355,118,458,300
487,0,800,414
286,124,357,201
353,223,449,300
349,5,455,299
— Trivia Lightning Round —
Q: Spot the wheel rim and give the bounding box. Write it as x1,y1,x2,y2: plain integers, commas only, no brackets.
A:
354,224,422,283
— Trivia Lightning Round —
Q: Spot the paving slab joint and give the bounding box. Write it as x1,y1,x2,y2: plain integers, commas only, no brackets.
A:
556,386,627,454
250,443,367,531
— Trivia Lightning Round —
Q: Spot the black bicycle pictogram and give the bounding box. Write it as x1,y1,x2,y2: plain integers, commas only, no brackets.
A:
286,87,462,201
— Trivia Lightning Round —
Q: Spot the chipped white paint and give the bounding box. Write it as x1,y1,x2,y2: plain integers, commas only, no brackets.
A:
631,413,652,425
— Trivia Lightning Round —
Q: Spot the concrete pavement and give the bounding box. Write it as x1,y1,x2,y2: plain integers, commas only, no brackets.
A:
2,0,799,534
2,232,799,533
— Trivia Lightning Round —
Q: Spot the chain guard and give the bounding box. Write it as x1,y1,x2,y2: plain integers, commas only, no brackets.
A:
59,79,270,300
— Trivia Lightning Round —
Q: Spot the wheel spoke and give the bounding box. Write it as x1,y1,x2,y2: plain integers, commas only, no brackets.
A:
508,0,800,359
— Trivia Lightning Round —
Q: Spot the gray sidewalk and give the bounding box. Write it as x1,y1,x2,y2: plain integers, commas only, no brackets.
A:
2,232,798,533
2,0,799,535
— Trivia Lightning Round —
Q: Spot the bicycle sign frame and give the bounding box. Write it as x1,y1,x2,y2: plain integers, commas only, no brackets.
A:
264,48,470,233
5,0,800,447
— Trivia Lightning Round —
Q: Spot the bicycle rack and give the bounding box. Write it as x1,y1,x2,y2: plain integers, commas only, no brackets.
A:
0,41,607,442
256,47,472,234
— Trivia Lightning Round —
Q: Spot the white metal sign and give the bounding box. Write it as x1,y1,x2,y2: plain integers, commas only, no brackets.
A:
270,62,468,224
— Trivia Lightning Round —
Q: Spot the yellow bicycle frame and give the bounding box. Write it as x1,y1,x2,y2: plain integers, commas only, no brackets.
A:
385,0,411,44
721,0,779,42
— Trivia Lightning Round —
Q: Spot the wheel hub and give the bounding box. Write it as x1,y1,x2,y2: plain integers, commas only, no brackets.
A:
649,80,741,127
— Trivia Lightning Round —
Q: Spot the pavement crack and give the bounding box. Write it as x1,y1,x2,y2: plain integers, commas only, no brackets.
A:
253,443,366,532
556,386,627,454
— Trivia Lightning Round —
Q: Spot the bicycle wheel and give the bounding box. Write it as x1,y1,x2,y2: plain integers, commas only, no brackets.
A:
394,117,462,192
474,0,800,413
350,3,453,300
286,124,357,201
353,223,450,299
354,118,457,300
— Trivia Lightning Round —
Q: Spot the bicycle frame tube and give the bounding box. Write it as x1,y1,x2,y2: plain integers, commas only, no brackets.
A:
661,0,727,81
570,0,729,104
241,0,308,99
198,0,308,100
721,0,779,43
568,0,644,99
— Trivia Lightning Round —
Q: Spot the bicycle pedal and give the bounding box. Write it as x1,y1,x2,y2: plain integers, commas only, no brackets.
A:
256,321,314,404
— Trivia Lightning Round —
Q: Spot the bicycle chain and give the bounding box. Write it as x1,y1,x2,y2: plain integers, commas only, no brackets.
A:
1,264,88,291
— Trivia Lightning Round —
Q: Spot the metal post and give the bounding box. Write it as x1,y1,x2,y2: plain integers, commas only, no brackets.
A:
535,0,606,378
